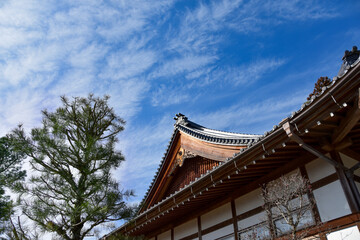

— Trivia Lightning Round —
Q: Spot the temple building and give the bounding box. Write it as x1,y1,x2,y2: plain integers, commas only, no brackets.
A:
102,46,360,240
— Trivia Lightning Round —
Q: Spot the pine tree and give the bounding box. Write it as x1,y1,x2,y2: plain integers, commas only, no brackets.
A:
307,77,332,101
10,95,135,240
0,136,26,234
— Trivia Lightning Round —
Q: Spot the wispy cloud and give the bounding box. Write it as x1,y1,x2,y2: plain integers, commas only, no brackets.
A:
0,89,45,136
0,0,176,132
262,0,338,21
116,115,175,189
149,0,333,107
151,55,218,78
193,91,308,134
149,58,285,107
210,58,286,86
168,0,337,54
101,49,157,81
151,84,192,107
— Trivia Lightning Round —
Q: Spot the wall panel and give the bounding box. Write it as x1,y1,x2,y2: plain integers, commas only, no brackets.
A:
202,225,233,240
201,203,232,229
158,230,171,240
174,218,198,240
234,188,262,215
305,158,336,183
237,212,266,229
313,180,351,222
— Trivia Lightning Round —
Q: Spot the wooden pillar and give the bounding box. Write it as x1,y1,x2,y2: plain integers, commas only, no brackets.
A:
171,228,174,240
197,216,202,240
330,151,360,212
231,200,239,240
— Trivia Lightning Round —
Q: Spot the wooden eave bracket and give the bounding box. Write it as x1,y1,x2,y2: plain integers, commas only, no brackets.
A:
282,121,347,171
332,88,360,145
321,137,353,152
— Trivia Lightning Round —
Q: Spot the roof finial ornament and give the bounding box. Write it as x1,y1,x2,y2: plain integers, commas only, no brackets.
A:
174,113,188,126
338,45,360,77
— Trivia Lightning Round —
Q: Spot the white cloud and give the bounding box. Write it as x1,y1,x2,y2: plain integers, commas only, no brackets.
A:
68,43,107,69
213,58,286,86
0,88,45,136
0,27,42,49
167,0,337,54
193,91,307,134
0,0,169,133
116,114,174,192
149,58,285,107
262,0,338,21
152,55,218,78
50,69,95,97
101,49,157,80
106,79,150,120
151,84,192,107
95,0,174,41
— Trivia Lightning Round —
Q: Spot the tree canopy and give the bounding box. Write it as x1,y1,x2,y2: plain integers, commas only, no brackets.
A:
0,136,26,235
10,95,135,240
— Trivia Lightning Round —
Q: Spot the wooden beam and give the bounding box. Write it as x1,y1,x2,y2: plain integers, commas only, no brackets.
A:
332,88,360,144
231,200,239,240
330,151,360,212
283,122,346,170
197,216,202,240
321,137,353,152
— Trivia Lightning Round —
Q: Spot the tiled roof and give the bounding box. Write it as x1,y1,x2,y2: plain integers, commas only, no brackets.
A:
338,46,360,77
174,113,261,146
138,114,261,213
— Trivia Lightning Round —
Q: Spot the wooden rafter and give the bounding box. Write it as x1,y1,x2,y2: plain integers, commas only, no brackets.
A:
332,88,360,145
321,137,353,152
282,121,347,170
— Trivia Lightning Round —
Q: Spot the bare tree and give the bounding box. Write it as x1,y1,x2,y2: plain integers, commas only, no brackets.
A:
261,172,316,240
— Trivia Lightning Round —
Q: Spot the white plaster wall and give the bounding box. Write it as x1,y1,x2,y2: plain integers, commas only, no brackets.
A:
158,230,171,240
234,188,263,215
237,211,266,229
201,203,232,229
174,218,197,240
327,225,360,240
202,224,233,240
313,180,351,222
305,157,336,183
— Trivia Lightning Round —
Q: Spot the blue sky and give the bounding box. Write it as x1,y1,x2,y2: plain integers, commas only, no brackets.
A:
1,0,360,236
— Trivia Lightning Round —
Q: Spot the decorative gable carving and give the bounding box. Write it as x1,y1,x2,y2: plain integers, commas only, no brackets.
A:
168,147,197,176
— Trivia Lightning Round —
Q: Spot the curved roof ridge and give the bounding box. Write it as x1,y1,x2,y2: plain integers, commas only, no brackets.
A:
174,113,261,145
182,120,262,138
